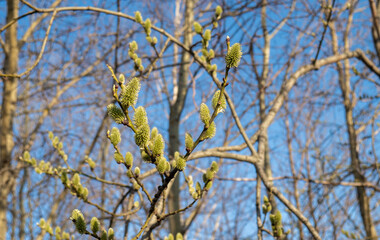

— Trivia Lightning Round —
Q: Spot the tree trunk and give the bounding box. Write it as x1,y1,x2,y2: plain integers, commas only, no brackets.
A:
167,0,193,236
0,0,19,238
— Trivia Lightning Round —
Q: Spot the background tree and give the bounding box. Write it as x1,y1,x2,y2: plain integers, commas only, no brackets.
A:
1,0,379,239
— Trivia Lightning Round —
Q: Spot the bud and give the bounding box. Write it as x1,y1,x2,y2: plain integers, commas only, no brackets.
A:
225,43,242,68
144,18,151,35
156,157,167,174
114,151,124,163
134,124,150,147
90,217,100,233
133,106,148,128
203,121,216,139
134,201,139,208
185,132,194,150
125,152,133,168
72,173,80,186
176,156,186,171
23,151,31,162
211,90,227,114
151,127,158,140
199,103,211,124
135,11,143,24
107,104,125,124
110,127,121,146
48,131,54,140
119,74,125,84
71,209,86,234
210,161,219,173
108,228,114,240
176,232,184,240
39,218,46,228
205,169,214,180
215,6,223,18
205,181,213,190
129,41,138,52
208,49,215,59
100,230,108,240
152,134,165,156
134,167,140,177
152,36,158,45
82,187,88,200
194,22,202,34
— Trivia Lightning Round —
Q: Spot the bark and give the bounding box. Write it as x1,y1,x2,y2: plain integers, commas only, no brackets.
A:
0,0,19,238
370,0,380,60
329,8,377,238
167,0,193,235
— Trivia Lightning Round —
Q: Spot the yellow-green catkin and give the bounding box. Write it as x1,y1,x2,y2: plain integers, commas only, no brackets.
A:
134,124,150,147
121,77,141,108
107,104,125,124
225,43,242,68
185,132,193,150
212,90,227,114
133,106,148,128
110,127,121,146
194,22,202,34
135,11,142,24
199,103,211,124
90,217,100,233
